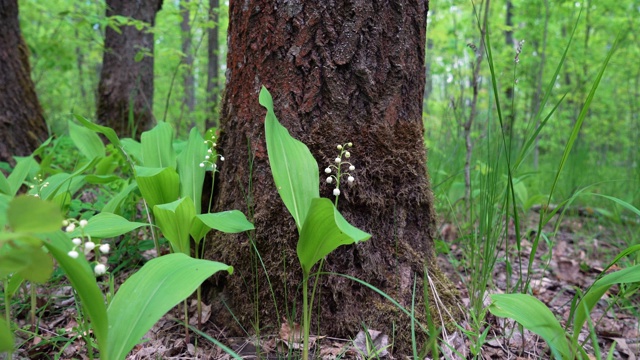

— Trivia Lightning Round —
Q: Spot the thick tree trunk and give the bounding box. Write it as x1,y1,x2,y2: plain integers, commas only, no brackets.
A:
96,0,163,140
0,0,48,164
205,0,458,354
205,0,219,129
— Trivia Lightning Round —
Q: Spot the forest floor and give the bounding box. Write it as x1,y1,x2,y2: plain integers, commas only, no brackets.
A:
6,212,640,360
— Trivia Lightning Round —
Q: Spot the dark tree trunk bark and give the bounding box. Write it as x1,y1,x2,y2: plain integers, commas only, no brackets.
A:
0,0,48,164
205,0,219,129
179,0,195,134
96,0,163,140
205,0,458,354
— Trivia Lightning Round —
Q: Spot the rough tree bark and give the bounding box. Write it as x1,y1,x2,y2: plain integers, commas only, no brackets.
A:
96,0,163,139
205,0,459,354
0,0,48,164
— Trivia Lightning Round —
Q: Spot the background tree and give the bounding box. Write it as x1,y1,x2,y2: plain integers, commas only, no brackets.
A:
204,0,459,353
177,0,195,133
205,0,219,129
0,0,48,164
96,0,163,139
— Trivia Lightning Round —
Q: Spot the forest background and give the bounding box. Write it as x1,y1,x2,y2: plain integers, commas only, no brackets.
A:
14,0,639,215
2,0,640,358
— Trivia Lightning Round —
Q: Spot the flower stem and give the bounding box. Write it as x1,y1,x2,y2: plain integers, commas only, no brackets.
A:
302,272,310,360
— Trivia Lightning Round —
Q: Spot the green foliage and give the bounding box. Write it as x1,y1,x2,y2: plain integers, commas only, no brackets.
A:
261,87,319,231
44,230,233,360
489,294,574,359
0,318,12,352
105,254,232,360
261,86,371,360
297,198,371,275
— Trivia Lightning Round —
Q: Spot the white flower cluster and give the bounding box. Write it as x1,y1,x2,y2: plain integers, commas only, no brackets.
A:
29,174,49,198
199,134,225,170
324,142,356,197
64,218,110,276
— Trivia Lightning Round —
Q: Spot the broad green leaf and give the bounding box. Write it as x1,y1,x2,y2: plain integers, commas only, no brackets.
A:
191,210,254,243
586,193,640,218
0,194,10,229
85,175,121,184
261,86,319,231
0,245,31,277
297,198,371,275
0,318,13,352
141,122,176,168
177,128,207,214
135,166,180,209
489,293,572,359
153,198,196,254
37,173,87,201
102,181,138,214
106,253,232,360
573,264,640,339
195,210,254,233
74,114,122,148
0,171,10,195
121,138,143,164
42,231,108,358
7,196,64,233
69,120,106,160
6,273,24,298
14,246,54,284
68,212,147,239
94,154,120,175
7,156,39,196
50,191,72,211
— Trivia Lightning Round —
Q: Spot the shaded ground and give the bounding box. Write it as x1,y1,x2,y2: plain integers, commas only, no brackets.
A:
5,213,640,359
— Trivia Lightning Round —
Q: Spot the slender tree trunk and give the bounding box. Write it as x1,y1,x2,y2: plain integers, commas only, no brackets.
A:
0,0,48,164
96,0,163,140
423,38,434,115
464,0,490,217
532,0,549,170
205,0,219,129
179,0,195,134
204,0,459,354
503,0,514,119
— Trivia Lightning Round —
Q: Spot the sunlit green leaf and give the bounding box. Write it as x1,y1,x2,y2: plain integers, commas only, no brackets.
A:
191,210,254,243
573,264,640,340
67,212,148,239
15,246,54,284
7,156,39,196
106,253,232,360
0,318,13,352
74,114,122,149
43,231,109,359
153,197,196,254
489,293,572,359
135,166,180,209
141,122,176,168
0,172,10,195
177,128,207,214
7,196,64,233
261,86,319,231
102,181,138,214
69,120,106,160
121,138,143,164
297,198,370,275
